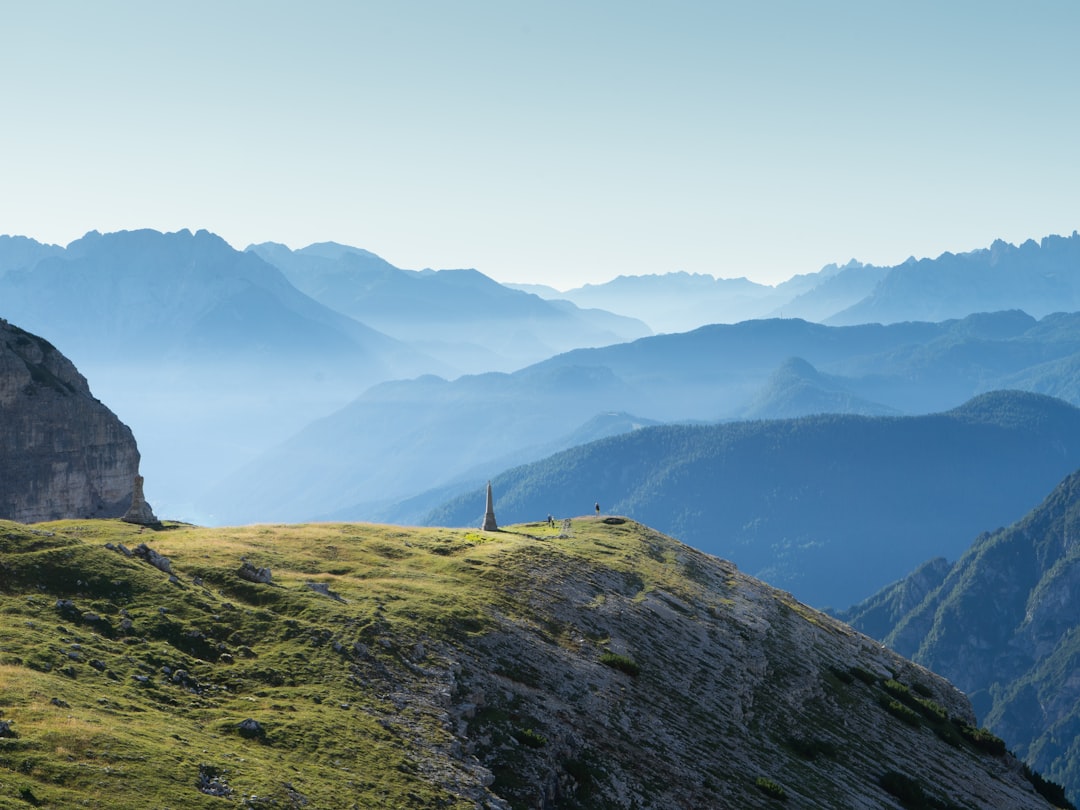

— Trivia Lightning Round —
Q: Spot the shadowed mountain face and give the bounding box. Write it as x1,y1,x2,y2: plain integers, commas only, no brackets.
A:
247,241,652,373
0,517,1063,808
425,391,1080,610
840,469,1080,806
0,319,138,522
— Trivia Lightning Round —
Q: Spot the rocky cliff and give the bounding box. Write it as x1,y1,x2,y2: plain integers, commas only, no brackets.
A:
0,319,139,521
0,516,1065,808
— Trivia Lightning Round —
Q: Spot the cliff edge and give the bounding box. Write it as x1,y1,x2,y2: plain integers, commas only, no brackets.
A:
0,319,139,522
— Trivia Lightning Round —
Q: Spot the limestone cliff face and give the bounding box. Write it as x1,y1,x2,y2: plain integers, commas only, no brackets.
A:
0,319,138,522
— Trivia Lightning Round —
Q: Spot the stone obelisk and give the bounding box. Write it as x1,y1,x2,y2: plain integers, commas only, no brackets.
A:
481,481,498,531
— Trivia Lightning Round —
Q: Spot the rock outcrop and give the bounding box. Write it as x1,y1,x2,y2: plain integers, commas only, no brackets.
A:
0,319,140,522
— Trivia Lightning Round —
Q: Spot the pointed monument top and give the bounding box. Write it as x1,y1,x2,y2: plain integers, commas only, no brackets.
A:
481,480,498,531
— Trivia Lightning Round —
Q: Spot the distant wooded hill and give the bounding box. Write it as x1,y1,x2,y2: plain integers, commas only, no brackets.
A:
424,391,1080,610
840,468,1080,806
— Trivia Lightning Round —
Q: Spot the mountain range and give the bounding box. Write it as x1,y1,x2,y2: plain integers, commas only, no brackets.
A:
840,467,1080,805
6,227,1080,525
247,241,651,373
0,229,653,521
211,309,1080,529
529,232,1080,334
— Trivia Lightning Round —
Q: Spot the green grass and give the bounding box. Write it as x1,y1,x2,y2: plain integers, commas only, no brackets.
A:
0,516,708,808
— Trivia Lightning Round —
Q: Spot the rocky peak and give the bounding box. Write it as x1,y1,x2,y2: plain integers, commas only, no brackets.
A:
0,319,141,522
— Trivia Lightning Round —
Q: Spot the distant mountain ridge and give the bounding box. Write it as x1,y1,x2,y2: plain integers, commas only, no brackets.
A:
424,391,1080,609
839,468,1080,805
830,233,1080,325
247,240,651,373
533,231,1080,334
210,309,1080,529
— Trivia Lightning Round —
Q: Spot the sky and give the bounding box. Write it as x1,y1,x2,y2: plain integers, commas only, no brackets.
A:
2,1,1078,289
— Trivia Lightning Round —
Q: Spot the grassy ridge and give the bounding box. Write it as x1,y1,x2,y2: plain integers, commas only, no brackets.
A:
0,517,693,808
0,518,1061,809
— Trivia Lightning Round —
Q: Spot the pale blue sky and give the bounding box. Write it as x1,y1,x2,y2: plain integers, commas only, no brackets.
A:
2,1,1077,288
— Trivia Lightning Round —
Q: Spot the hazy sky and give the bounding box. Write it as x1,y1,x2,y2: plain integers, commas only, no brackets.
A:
2,1,1077,288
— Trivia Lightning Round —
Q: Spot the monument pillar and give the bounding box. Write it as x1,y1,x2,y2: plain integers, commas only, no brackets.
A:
481,481,498,531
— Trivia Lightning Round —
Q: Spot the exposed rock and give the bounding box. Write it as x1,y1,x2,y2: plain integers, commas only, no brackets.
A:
305,581,343,601
121,473,158,525
238,561,272,584
0,318,139,522
132,543,172,574
197,763,233,797
0,720,16,738
237,718,265,739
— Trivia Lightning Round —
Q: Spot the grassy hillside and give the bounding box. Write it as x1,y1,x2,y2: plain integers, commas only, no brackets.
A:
0,517,1065,809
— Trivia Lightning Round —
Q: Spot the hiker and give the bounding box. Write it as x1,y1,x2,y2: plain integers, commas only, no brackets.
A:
595,502,600,516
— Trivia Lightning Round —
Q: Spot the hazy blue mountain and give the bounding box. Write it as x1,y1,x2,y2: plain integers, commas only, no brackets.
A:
763,260,891,321
0,234,63,276
839,468,1080,805
248,241,651,372
829,232,1080,325
204,365,640,525
552,271,789,333
211,311,1080,528
0,229,418,365
424,391,1080,610
316,410,664,526
529,232,1080,333
0,229,443,521
740,356,898,419
503,281,562,298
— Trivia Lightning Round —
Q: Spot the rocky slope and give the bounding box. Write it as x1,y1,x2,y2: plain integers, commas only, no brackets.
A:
0,516,1066,808
840,469,1080,805
0,319,139,522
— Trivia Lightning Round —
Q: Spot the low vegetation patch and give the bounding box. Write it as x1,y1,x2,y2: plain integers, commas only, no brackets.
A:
598,651,640,676
954,723,1006,756
881,697,921,727
755,776,787,801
